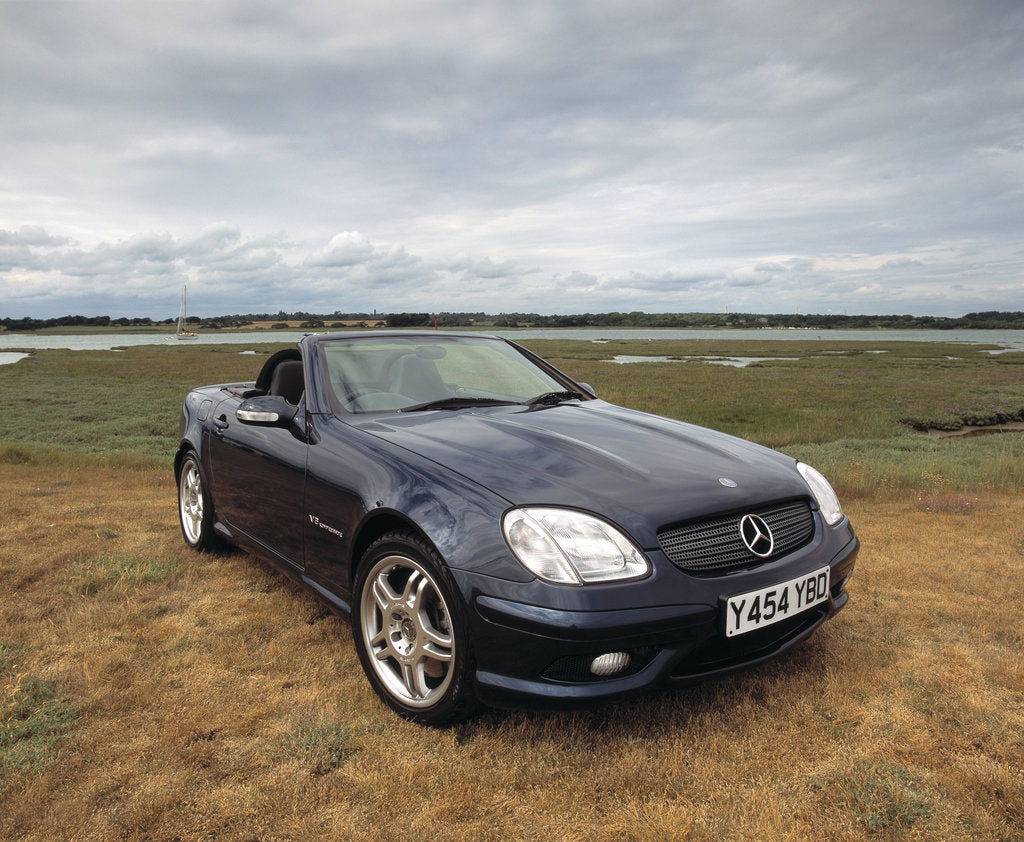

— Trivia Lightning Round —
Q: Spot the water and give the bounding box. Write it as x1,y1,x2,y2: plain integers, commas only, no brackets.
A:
1,327,1023,355
611,354,801,367
0,331,314,351
496,328,1024,349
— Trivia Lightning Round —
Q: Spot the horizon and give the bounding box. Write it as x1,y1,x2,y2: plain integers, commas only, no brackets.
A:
4,308,1023,327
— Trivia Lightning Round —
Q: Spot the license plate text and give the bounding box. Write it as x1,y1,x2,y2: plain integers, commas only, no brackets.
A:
724,567,830,637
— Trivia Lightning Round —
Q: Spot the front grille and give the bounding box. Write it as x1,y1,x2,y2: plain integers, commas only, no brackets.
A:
658,500,814,575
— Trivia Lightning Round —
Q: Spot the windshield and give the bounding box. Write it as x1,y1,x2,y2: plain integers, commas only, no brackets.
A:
319,334,575,413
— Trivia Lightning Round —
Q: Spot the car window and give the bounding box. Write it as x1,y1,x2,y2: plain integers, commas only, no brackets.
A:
321,335,567,413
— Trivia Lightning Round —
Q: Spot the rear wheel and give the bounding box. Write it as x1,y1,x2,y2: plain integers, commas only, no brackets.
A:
177,451,217,551
353,532,478,725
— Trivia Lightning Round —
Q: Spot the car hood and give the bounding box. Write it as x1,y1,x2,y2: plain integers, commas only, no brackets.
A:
349,401,812,547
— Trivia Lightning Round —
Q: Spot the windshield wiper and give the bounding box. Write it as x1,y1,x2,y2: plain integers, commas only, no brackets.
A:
399,397,520,412
525,390,587,407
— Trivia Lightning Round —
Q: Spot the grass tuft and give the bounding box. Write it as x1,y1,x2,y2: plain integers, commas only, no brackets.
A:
0,445,45,465
1,662,79,792
60,553,181,597
280,714,361,776
826,760,934,833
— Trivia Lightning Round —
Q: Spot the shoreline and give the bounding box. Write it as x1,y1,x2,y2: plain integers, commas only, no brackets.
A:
4,326,1024,353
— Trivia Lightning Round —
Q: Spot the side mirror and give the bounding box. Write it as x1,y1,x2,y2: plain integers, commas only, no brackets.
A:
236,395,299,427
577,382,597,398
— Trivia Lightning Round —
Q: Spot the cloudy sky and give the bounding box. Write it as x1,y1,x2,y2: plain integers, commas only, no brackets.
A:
2,0,1022,319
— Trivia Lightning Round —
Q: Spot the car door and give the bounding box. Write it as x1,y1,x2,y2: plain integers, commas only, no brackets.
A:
207,393,308,569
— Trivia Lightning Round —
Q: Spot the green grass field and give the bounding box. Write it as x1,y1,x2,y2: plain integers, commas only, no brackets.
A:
2,339,1023,839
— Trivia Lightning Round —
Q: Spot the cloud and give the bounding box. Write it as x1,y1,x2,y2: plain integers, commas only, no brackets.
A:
0,226,69,248
0,0,1022,318
305,233,379,269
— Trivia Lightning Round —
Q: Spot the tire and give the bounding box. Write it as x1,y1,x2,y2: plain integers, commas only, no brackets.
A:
352,531,478,725
177,451,218,551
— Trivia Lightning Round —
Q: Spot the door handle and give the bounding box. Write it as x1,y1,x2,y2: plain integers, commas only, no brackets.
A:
214,414,229,430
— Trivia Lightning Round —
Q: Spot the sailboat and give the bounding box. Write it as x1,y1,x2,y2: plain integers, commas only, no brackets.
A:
176,284,198,339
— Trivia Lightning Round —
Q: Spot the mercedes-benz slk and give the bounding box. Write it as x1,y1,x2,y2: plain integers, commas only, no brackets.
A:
175,331,858,724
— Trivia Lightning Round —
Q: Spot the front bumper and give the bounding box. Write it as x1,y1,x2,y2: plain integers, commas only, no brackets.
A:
455,530,859,708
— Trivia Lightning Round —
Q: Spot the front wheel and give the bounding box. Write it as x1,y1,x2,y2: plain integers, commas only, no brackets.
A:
352,532,478,725
177,451,218,551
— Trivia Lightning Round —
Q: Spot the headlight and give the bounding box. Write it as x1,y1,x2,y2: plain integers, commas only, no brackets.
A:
502,508,650,585
797,463,844,526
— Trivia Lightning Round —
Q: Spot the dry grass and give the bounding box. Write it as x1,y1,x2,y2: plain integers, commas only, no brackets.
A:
2,456,1022,840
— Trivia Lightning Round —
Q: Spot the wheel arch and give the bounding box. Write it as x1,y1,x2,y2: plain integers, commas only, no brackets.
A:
174,440,208,493
173,441,193,481
349,510,439,584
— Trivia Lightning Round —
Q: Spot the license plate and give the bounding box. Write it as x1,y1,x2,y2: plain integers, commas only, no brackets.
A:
724,567,830,637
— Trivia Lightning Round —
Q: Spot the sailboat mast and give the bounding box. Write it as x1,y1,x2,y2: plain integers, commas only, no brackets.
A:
176,283,198,338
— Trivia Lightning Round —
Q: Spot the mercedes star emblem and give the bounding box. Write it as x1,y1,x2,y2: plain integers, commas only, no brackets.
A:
739,514,774,557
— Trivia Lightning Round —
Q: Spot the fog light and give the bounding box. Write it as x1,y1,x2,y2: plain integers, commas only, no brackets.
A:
590,652,631,677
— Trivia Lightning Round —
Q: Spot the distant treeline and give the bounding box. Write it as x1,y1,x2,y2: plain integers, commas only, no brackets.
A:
4,310,1024,331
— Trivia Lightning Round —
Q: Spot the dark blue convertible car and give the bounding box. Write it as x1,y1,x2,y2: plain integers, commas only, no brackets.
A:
176,331,858,724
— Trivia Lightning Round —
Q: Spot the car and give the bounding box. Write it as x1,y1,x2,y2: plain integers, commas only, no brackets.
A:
175,331,858,724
